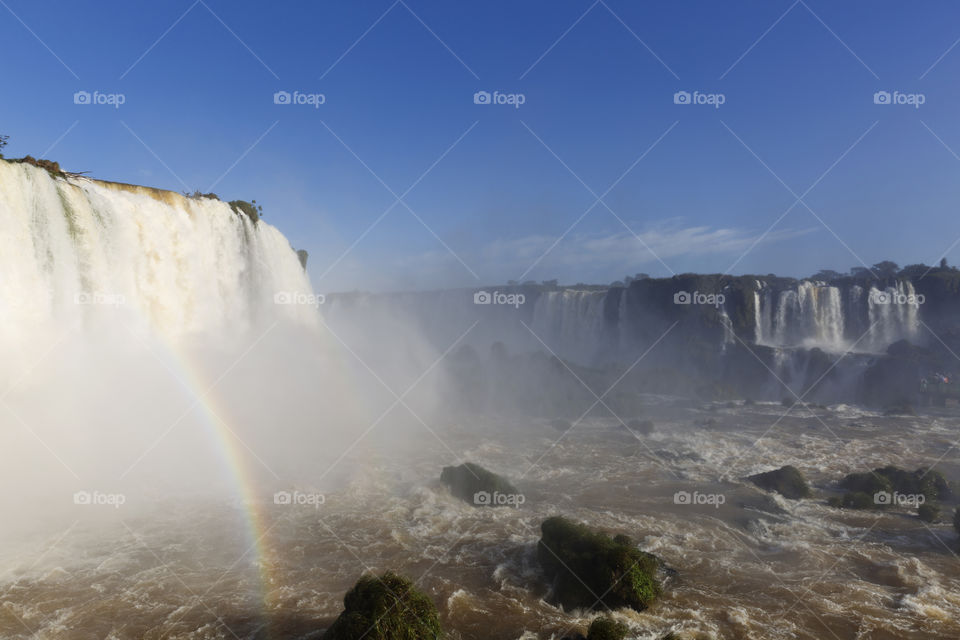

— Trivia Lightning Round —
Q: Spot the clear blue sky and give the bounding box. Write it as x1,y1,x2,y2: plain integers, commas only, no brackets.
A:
3,0,960,291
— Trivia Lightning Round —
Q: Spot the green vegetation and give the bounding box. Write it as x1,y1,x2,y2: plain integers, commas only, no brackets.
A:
439,462,518,507
183,190,221,200
229,199,263,223
586,617,629,640
538,516,661,612
323,572,441,640
747,465,811,499
830,466,951,513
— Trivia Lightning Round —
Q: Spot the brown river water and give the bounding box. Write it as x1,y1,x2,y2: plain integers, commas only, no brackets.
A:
1,399,958,640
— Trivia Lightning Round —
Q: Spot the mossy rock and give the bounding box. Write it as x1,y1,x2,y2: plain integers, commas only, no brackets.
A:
841,466,951,503
839,472,892,497
323,572,441,640
538,516,661,611
747,465,811,499
587,617,629,640
440,462,518,507
918,502,940,523
828,491,874,510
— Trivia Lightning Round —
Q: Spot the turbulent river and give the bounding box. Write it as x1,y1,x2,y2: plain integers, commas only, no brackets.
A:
2,400,959,640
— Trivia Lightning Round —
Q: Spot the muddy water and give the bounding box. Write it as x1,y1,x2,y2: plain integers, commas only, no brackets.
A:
2,400,959,639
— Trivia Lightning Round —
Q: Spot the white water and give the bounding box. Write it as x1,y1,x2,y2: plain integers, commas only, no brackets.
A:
0,161,316,358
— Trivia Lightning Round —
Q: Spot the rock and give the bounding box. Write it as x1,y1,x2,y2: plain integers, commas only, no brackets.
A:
828,491,874,510
747,465,811,499
587,617,629,640
537,516,661,611
440,462,519,507
322,571,441,640
551,418,573,431
918,502,940,523
839,471,892,497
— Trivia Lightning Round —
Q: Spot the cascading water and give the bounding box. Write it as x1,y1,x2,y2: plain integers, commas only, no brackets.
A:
866,280,920,351
0,161,316,356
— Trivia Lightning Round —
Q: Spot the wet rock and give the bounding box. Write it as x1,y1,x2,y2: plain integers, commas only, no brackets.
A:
322,571,441,640
440,462,519,507
747,465,811,499
537,516,661,612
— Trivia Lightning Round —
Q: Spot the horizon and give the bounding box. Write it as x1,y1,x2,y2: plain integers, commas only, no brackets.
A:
4,1,960,291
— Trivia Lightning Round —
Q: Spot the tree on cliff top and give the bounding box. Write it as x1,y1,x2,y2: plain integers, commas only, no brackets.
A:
0,135,8,158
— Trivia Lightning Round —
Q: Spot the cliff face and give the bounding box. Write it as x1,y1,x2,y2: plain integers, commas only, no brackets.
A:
324,272,960,407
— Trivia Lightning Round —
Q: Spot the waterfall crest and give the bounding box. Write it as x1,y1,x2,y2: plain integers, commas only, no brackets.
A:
0,161,316,350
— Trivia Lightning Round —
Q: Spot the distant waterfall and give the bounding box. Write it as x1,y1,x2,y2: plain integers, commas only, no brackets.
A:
866,280,920,351
0,161,316,349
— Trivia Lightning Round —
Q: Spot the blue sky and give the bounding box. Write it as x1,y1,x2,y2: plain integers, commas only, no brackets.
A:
3,0,960,291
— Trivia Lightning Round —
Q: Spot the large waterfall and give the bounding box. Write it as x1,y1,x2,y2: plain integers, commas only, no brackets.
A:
0,161,316,353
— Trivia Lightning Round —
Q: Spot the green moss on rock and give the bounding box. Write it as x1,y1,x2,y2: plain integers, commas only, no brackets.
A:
323,572,441,640
747,465,811,499
918,502,940,523
586,617,629,640
538,516,661,612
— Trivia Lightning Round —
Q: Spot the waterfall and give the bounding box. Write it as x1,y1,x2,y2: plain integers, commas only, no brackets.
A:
866,280,920,351
530,289,608,362
0,161,316,351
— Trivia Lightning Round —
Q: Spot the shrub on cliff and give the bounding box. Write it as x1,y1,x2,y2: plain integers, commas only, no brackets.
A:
0,134,7,158
538,516,661,611
323,572,441,640
440,462,518,507
747,465,811,499
229,199,262,223
586,617,629,640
